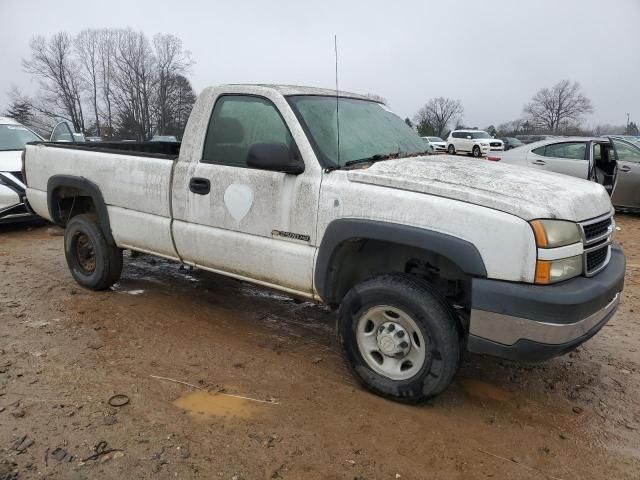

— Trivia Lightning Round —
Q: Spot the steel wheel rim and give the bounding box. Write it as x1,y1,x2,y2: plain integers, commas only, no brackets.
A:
356,305,427,381
75,233,96,273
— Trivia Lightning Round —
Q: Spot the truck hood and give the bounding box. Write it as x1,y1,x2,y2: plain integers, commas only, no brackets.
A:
0,150,22,173
347,155,611,221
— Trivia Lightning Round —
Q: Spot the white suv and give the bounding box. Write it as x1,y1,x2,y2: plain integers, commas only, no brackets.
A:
447,130,503,157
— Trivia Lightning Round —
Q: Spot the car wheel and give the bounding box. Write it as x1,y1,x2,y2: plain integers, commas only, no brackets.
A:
447,144,456,155
472,145,481,157
338,273,461,403
64,214,123,290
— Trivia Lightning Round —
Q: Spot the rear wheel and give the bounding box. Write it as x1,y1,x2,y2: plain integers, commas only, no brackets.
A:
472,145,481,157
338,274,461,403
64,214,123,290
447,144,456,155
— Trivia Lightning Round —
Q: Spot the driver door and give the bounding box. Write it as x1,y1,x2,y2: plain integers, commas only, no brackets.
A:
171,94,320,296
610,138,640,209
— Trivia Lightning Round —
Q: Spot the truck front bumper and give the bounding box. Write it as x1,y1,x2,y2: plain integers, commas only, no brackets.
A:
467,243,625,362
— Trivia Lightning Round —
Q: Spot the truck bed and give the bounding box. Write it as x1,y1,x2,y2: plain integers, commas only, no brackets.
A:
33,141,180,160
25,141,178,260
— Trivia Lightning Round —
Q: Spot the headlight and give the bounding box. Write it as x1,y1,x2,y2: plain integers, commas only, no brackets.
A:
530,219,581,248
480,142,489,146
535,255,583,284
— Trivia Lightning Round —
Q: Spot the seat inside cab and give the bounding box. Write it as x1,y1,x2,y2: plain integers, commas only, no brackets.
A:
592,141,616,193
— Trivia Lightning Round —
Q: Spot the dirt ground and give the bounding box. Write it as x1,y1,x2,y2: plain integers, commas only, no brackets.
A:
0,215,639,480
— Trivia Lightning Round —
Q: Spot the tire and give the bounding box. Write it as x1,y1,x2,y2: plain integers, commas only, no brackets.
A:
338,274,461,403
447,144,456,155
472,145,481,157
64,214,123,290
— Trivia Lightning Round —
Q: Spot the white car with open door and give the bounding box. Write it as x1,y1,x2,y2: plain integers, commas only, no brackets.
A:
0,117,42,223
494,136,640,212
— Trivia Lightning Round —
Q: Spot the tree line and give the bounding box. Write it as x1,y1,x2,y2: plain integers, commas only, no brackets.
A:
408,79,637,139
4,29,196,141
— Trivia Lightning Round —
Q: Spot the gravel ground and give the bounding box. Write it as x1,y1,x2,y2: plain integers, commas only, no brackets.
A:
0,214,639,479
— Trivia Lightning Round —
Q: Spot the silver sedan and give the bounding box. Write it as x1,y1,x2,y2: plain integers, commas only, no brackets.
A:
493,136,640,212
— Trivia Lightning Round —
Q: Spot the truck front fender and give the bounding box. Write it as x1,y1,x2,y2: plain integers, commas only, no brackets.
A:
314,218,487,304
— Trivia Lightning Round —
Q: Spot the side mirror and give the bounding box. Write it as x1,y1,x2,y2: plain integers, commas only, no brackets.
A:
246,143,304,174
466,135,472,139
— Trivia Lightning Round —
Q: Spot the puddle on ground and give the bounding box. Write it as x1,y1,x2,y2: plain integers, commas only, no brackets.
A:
173,390,258,420
461,379,513,402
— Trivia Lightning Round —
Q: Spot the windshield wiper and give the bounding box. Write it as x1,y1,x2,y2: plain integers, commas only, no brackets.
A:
324,150,428,173
344,153,392,167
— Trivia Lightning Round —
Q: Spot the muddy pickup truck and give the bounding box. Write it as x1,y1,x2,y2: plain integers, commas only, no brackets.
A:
23,85,625,402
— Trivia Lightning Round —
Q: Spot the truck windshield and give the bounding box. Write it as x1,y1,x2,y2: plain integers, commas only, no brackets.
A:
0,124,41,151
287,96,427,167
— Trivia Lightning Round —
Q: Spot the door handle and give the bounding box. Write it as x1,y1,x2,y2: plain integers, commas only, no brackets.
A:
189,177,211,195
532,160,546,166
619,165,631,173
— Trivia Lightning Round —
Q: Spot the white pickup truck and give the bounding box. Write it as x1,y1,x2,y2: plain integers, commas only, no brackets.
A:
24,85,625,402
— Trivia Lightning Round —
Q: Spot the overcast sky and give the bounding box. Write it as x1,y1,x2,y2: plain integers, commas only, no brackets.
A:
1,0,639,129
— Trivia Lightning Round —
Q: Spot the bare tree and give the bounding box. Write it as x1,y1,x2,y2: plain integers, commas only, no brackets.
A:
523,80,593,133
111,29,156,140
75,29,102,135
153,34,193,136
413,97,464,137
4,86,60,136
166,74,197,139
97,29,117,136
4,86,34,126
20,29,195,140
23,33,86,131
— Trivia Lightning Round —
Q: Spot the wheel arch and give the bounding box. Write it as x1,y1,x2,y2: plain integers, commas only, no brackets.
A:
47,175,115,246
314,219,487,306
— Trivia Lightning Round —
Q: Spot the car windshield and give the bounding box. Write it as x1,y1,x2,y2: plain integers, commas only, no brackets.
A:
469,131,492,139
506,137,523,144
428,137,444,142
287,96,428,167
0,124,41,151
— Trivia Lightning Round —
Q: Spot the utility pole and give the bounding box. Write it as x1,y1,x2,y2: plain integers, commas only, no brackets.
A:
627,112,630,127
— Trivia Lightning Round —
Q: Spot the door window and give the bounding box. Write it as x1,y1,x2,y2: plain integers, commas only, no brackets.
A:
532,142,587,160
202,95,295,167
612,139,640,163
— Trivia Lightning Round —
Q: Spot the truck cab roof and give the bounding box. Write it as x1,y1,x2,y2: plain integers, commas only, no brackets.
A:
224,84,378,102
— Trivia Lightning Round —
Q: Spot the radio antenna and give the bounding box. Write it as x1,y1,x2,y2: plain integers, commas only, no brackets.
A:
334,34,340,166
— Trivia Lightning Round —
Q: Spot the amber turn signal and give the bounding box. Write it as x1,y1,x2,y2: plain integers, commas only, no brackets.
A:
530,220,548,248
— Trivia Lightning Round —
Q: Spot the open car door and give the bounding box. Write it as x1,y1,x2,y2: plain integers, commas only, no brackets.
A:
50,121,86,143
609,137,640,210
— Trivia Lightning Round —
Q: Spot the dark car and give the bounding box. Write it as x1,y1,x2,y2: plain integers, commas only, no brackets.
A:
500,137,524,150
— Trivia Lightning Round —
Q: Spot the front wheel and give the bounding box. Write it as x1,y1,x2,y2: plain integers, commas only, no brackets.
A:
472,145,481,157
447,144,456,155
64,214,123,290
338,274,461,403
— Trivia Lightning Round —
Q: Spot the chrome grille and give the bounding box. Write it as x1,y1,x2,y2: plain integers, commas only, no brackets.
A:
579,213,614,276
586,244,609,272
582,217,612,243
